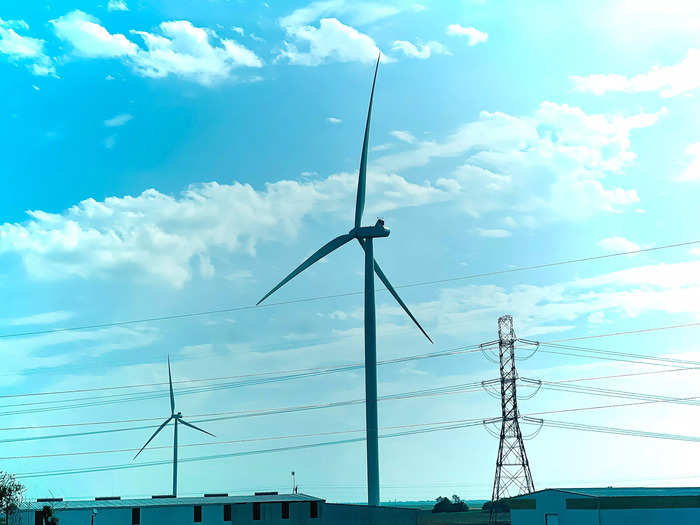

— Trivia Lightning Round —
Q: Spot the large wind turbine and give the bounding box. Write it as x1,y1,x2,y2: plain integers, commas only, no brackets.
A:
133,356,214,497
257,55,432,506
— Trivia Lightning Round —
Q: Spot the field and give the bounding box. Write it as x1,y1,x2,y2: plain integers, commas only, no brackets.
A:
418,509,508,524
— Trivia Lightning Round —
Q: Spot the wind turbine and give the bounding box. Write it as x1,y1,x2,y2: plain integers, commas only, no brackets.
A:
257,55,432,506
133,356,214,497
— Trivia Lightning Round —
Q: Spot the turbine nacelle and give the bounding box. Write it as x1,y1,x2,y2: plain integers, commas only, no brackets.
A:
350,219,390,239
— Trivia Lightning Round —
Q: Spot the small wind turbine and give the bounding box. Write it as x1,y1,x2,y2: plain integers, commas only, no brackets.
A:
257,55,432,506
133,356,214,496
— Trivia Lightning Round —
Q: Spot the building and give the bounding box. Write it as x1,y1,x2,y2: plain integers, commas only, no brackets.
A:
508,487,700,525
17,492,421,525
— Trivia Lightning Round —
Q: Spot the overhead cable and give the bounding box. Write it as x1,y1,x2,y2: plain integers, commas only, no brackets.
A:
2,239,697,340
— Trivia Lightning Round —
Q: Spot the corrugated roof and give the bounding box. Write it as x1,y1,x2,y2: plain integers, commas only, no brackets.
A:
513,487,700,498
24,493,322,511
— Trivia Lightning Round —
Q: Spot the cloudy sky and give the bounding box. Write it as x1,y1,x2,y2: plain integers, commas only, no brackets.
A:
1,0,700,503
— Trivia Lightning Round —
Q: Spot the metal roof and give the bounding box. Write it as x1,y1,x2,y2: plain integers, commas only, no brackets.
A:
25,493,323,511
513,487,700,498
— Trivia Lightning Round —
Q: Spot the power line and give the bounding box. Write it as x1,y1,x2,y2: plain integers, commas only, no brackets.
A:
8,390,700,462
4,365,699,448
533,419,700,443
0,325,691,424
14,420,487,479
0,345,485,417
536,341,700,367
0,418,487,461
5,324,699,403
535,380,700,408
526,394,700,417
0,381,489,444
1,239,697,341
14,414,700,479
545,321,700,343
8,375,700,463
0,364,692,433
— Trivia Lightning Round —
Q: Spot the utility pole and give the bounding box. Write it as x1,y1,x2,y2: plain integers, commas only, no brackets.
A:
488,315,535,524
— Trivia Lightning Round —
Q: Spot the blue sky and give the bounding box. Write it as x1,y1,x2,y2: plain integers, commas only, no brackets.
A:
1,0,700,504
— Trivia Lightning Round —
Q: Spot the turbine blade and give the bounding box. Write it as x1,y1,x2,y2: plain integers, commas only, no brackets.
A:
168,356,175,416
179,419,215,437
133,416,172,460
354,54,381,229
257,233,355,305
358,239,433,343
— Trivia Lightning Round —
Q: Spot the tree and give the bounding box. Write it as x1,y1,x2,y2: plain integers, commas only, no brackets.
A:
451,495,469,512
0,472,23,525
432,495,469,513
41,506,58,525
482,500,509,513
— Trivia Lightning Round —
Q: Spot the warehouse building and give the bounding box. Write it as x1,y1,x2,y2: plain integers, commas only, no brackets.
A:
16,492,421,525
508,487,700,525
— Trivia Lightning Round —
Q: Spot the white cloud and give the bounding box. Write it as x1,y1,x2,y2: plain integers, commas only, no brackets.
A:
587,311,605,324
390,130,416,144
418,258,700,340
104,113,133,127
676,142,700,182
107,0,129,11
198,254,215,278
597,236,640,253
279,17,384,66
51,10,138,58
327,117,342,124
277,1,400,65
0,174,448,288
6,310,74,326
0,18,55,76
51,11,262,85
476,228,511,238
226,269,254,281
280,1,401,28
446,24,488,46
391,39,450,59
571,49,700,98
232,26,244,35
130,21,263,83
374,102,663,222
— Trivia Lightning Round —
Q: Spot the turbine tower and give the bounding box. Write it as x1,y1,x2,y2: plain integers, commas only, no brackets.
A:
133,356,215,497
257,55,432,506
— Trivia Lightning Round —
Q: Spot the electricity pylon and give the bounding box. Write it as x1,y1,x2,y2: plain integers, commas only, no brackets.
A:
484,315,535,524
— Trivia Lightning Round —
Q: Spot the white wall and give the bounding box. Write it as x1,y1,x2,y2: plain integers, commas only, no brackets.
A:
600,508,700,525
511,491,700,525
14,501,322,525
510,491,597,525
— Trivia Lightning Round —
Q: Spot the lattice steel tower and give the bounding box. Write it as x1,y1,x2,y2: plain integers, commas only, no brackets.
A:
491,315,535,502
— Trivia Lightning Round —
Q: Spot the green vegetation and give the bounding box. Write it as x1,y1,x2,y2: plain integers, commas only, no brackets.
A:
433,495,470,513
0,472,23,525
